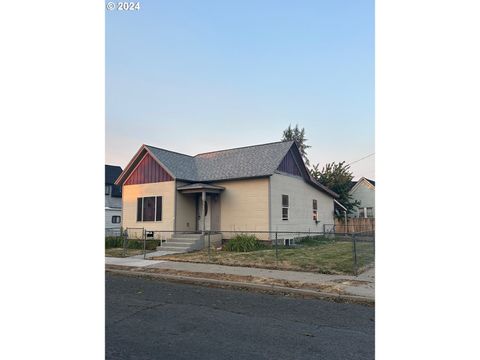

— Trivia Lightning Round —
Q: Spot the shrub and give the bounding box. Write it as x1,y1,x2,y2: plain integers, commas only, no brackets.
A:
105,236,124,249
224,234,266,252
296,235,334,246
126,239,160,250
105,237,160,250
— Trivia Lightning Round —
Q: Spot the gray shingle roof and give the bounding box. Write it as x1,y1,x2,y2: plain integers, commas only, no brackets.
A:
145,141,294,182
146,146,197,180
105,165,123,185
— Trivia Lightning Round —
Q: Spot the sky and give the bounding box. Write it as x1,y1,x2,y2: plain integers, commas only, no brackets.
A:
106,0,374,180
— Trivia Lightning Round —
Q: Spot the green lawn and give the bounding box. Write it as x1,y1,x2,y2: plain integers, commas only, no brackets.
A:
157,240,374,275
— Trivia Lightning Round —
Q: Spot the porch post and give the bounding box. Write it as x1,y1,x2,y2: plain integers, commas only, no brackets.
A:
201,191,206,235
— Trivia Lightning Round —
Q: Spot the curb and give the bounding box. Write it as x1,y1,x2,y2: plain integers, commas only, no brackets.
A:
106,268,374,306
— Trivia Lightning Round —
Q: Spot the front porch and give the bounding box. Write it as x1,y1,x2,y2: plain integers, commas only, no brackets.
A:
176,183,225,234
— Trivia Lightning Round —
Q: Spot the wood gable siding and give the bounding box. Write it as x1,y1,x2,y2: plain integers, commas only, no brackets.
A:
277,150,302,177
124,153,173,185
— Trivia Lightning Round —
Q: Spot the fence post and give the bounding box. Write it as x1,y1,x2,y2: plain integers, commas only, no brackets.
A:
352,233,358,276
143,229,147,259
207,231,211,263
275,232,278,267
123,229,128,257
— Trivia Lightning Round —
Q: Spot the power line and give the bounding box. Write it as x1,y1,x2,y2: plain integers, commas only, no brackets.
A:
347,153,375,166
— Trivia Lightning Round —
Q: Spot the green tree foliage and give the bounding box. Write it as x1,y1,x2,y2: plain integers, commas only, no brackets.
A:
310,161,360,217
281,124,311,166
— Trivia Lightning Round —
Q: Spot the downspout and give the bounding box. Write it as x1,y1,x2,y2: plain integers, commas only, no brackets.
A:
201,190,206,235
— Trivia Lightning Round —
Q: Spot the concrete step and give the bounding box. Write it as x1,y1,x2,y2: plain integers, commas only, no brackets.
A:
164,241,197,246
158,246,191,253
169,237,201,243
157,239,204,252
172,233,203,240
171,236,202,242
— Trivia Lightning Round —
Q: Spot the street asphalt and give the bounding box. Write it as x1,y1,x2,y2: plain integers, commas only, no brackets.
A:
106,273,375,360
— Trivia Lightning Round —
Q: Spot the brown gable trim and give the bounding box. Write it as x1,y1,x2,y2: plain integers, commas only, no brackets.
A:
124,152,173,185
277,149,302,177
144,146,176,179
275,142,338,198
114,145,147,185
115,145,176,185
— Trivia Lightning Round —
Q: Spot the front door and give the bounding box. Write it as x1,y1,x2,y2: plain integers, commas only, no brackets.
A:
196,195,211,231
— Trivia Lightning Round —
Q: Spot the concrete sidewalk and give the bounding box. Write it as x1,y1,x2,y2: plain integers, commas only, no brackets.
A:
105,257,374,302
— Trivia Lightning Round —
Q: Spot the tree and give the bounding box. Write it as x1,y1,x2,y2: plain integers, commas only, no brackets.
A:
310,161,360,217
281,124,311,166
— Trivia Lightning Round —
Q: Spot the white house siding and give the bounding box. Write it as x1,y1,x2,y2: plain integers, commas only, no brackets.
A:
269,173,334,236
105,187,122,234
105,207,122,235
350,179,375,218
105,190,122,208
122,181,176,233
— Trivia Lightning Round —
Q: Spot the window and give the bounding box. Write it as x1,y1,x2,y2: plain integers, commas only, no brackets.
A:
143,197,156,221
136,196,163,222
359,208,365,218
366,207,374,218
156,196,162,221
136,198,142,221
111,216,121,224
282,195,289,220
312,199,318,221
105,185,111,195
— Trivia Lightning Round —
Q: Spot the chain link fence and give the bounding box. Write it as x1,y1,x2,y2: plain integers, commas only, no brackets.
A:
206,230,375,275
105,228,374,275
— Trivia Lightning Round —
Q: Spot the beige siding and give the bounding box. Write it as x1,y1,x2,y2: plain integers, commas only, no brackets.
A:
175,181,197,232
122,181,176,232
212,178,269,238
270,173,334,234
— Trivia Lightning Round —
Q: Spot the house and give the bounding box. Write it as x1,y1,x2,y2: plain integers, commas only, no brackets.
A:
349,177,375,218
114,141,338,247
105,165,123,234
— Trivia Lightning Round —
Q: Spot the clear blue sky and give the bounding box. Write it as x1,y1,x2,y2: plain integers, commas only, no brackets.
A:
106,0,374,179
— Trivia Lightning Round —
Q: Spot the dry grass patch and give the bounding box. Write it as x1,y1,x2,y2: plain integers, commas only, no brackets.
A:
155,241,374,275
105,248,155,258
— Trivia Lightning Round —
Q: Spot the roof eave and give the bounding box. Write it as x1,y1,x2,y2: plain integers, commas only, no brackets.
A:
114,144,177,185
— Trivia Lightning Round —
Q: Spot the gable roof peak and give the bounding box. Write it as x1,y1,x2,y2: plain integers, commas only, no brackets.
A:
194,140,294,157
143,144,193,158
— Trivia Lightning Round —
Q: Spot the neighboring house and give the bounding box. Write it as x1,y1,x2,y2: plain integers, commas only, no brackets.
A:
114,141,338,242
349,177,375,218
105,165,123,233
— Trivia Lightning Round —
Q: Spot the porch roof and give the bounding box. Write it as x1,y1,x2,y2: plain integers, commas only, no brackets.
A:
177,183,225,193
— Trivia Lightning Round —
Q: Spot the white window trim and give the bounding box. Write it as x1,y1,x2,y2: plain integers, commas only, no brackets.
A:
366,207,374,218
137,196,162,223
358,207,374,218
282,194,289,221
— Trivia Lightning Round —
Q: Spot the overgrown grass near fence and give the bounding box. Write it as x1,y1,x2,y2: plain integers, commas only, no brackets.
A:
224,234,267,252
157,238,374,275
105,237,161,257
